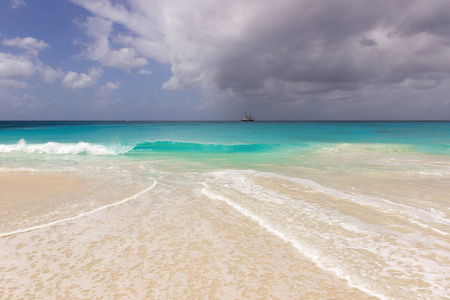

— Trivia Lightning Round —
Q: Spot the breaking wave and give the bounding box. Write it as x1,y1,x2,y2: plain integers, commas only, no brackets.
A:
0,139,119,155
2,139,445,156
0,139,286,156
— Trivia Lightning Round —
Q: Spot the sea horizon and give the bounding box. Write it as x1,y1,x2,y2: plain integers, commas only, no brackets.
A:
1,119,449,122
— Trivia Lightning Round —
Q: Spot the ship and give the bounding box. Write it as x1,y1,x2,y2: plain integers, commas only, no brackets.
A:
241,112,255,122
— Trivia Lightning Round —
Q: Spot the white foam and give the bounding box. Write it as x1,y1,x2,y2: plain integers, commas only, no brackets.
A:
201,169,450,299
209,169,450,232
0,179,157,238
419,171,444,177
410,220,448,236
201,185,387,300
0,139,117,155
0,167,40,172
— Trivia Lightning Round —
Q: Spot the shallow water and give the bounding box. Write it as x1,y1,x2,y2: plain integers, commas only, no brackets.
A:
0,121,449,299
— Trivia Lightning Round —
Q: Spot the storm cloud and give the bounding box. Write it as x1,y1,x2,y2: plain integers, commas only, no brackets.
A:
1,0,445,119
71,0,450,101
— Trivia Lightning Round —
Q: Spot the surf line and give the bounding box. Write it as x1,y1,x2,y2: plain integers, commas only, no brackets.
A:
201,186,387,300
0,179,157,238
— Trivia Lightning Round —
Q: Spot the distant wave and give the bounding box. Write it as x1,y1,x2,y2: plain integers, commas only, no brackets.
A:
128,140,279,154
313,142,418,154
313,142,450,156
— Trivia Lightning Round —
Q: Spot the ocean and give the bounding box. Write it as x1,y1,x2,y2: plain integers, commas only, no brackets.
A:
0,121,449,299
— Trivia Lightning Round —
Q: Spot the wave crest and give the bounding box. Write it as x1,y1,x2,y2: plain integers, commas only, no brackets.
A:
315,143,417,154
129,140,277,153
0,139,117,155
0,139,281,156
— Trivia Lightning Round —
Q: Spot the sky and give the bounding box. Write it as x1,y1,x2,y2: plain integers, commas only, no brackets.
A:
0,0,449,120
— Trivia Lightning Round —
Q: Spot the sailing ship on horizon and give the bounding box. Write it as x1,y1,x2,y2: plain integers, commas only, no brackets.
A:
241,112,255,121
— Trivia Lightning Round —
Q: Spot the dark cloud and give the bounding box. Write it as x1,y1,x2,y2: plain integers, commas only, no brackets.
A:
359,37,377,47
71,0,450,119
397,0,450,37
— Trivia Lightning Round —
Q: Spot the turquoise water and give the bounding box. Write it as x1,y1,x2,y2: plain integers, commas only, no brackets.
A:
0,121,449,157
0,121,448,148
1,121,449,299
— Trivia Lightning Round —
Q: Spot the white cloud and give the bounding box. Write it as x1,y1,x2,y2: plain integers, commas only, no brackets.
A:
3,37,48,57
0,38,63,88
62,67,102,89
399,78,438,89
10,94,43,108
0,79,29,89
138,69,151,75
103,81,121,90
10,0,26,9
37,64,64,83
91,81,123,108
80,16,148,70
0,52,34,79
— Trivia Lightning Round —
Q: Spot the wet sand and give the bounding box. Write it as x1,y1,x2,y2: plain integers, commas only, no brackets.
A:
0,172,374,299
0,172,85,233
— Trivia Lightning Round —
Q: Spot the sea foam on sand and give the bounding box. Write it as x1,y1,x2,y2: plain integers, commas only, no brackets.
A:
0,171,374,299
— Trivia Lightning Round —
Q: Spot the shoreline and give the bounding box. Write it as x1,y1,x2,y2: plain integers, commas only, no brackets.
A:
0,172,374,299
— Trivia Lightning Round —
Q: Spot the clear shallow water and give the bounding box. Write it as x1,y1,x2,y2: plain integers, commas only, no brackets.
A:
0,121,449,299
